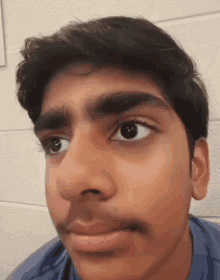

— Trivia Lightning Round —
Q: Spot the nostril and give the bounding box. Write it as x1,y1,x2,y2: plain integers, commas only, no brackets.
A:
129,227,138,232
127,224,144,233
82,189,100,196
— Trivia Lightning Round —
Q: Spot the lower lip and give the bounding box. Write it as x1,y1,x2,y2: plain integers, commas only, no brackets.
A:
69,230,133,252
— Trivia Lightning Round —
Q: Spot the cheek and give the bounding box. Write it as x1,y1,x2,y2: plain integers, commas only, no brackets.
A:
113,152,190,243
45,163,67,223
113,141,191,218
45,162,56,198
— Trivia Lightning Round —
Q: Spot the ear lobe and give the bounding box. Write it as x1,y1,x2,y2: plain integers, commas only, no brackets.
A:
191,139,210,201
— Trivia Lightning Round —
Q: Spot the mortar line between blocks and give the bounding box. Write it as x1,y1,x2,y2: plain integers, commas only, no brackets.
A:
155,10,220,26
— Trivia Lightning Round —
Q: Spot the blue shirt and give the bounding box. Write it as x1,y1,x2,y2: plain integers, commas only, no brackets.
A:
5,215,220,280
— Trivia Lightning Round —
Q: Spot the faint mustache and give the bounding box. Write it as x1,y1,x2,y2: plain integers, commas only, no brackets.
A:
56,205,147,235
57,219,146,235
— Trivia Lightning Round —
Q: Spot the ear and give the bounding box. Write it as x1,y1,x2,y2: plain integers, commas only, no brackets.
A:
191,139,210,201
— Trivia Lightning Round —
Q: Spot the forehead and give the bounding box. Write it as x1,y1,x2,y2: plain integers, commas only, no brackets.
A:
43,63,170,109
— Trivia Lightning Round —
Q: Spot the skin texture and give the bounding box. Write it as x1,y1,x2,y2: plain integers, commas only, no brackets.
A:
36,64,210,280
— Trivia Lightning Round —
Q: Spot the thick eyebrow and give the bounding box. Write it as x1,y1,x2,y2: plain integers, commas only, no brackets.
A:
34,91,173,135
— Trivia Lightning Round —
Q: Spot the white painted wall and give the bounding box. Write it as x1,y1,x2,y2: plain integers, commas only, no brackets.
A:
1,0,220,279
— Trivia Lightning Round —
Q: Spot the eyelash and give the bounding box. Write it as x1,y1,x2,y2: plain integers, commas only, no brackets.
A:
37,116,158,157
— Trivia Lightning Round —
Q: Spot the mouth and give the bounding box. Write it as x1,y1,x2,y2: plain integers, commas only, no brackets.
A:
60,219,145,236
108,221,145,234
67,223,144,253
69,229,132,252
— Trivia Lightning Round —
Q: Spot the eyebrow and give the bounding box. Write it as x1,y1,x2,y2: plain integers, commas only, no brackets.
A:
34,91,172,135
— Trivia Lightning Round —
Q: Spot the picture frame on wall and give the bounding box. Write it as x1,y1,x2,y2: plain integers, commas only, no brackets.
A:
0,0,5,66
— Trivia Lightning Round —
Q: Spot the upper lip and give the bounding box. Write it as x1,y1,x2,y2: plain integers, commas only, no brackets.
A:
62,220,143,236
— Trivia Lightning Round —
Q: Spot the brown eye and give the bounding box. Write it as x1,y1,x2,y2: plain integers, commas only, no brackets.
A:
120,122,138,139
43,137,70,156
112,121,152,141
49,138,62,153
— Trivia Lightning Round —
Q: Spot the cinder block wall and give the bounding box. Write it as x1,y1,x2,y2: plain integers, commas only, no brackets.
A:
1,0,220,279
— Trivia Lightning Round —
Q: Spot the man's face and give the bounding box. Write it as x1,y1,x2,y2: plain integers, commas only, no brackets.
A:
36,65,194,279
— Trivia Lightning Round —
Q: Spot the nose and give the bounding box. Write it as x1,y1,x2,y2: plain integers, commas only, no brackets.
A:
56,133,117,203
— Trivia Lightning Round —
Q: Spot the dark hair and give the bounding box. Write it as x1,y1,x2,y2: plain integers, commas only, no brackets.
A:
16,16,209,173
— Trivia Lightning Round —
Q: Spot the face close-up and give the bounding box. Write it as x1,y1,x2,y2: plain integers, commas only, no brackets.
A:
34,64,209,280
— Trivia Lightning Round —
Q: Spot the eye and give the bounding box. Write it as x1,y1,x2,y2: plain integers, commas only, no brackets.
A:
112,120,153,142
41,137,70,156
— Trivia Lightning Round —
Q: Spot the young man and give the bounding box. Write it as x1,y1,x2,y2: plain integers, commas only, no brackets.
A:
6,16,219,280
